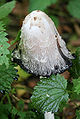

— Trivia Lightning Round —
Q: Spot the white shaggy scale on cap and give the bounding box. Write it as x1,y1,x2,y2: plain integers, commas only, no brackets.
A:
12,10,74,76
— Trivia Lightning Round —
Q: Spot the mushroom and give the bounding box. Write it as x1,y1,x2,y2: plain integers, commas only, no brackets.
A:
12,10,74,77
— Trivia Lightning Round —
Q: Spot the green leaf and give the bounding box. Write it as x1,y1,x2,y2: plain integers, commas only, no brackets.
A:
67,0,80,19
55,115,60,119
73,78,80,95
70,47,80,78
29,0,57,12
0,0,6,7
0,63,16,92
27,103,44,119
0,1,15,66
12,106,26,119
76,110,80,119
0,21,6,31
17,111,26,119
31,74,69,112
1,16,11,26
66,81,80,100
0,103,11,119
0,21,10,67
18,100,24,111
69,78,80,100
0,1,16,19
26,111,38,119
12,106,18,116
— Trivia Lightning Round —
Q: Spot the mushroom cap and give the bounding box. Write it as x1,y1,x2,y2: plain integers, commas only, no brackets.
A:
12,10,74,76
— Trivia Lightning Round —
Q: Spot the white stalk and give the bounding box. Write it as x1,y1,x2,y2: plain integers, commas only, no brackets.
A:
44,112,55,119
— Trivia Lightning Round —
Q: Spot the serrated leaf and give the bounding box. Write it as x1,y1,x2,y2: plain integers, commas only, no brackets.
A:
0,63,16,92
0,22,10,67
73,78,80,95
70,47,80,78
0,22,6,31
29,0,57,12
67,0,80,19
0,1,16,19
31,74,69,112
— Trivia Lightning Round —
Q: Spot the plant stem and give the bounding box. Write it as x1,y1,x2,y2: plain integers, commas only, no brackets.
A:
6,94,11,104
1,93,11,104
12,94,30,103
1,93,7,104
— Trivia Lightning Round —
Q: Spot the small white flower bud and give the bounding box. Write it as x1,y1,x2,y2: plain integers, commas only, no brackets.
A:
12,10,74,76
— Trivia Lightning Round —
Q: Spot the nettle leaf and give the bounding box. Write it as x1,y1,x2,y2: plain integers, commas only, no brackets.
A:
73,78,80,95
29,0,57,12
0,22,10,67
0,1,16,19
31,74,69,112
67,0,80,19
0,63,16,92
70,47,80,78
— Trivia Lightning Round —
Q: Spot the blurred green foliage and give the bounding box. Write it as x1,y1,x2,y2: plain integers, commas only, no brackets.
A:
29,0,58,12
76,110,80,119
67,0,80,19
29,0,80,19
0,0,80,119
70,47,80,79
0,1,15,19
73,77,80,95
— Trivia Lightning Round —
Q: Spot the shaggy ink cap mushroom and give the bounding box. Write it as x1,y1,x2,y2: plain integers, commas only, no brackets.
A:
12,10,74,76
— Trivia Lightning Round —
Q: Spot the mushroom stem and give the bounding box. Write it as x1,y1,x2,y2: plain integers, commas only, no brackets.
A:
44,112,55,119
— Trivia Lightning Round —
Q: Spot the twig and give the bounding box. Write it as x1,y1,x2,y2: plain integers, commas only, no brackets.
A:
12,94,30,103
